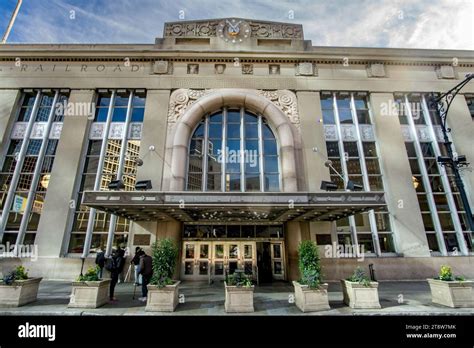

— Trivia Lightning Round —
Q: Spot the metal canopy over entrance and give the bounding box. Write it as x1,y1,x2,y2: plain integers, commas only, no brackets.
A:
82,191,386,223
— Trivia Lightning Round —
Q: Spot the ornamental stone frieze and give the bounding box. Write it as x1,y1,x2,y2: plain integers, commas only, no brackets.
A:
164,19,303,39
167,89,300,128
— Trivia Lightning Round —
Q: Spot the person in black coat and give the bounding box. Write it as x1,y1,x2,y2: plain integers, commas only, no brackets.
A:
138,250,153,302
107,249,124,302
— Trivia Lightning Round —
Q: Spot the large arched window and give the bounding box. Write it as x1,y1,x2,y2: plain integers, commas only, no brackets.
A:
187,108,280,192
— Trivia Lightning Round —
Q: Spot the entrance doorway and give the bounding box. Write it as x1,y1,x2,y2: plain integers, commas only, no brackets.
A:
257,242,285,283
180,240,285,282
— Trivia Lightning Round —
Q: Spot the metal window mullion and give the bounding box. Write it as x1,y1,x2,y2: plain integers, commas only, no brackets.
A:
15,90,59,250
221,108,227,192
351,93,381,256
82,90,116,258
421,95,468,255
106,91,134,257
240,107,245,192
333,92,359,248
405,95,447,256
258,115,264,192
0,90,41,239
202,115,209,191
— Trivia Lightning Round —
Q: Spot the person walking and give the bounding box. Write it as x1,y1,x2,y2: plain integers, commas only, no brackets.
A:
106,249,124,303
94,246,105,279
131,247,143,285
138,250,153,302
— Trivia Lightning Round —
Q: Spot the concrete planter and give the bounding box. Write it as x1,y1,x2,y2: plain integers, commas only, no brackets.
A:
224,282,255,313
0,277,42,307
341,280,381,309
68,279,111,308
427,279,474,308
146,281,180,312
292,281,330,312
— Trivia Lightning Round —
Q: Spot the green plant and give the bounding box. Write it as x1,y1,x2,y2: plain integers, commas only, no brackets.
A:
226,271,252,287
2,266,28,285
437,265,465,282
14,266,28,280
298,240,322,288
77,266,101,282
347,266,371,287
150,238,178,288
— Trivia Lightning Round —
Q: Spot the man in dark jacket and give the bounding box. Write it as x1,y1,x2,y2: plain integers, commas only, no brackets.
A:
107,249,124,302
131,247,143,285
138,250,153,302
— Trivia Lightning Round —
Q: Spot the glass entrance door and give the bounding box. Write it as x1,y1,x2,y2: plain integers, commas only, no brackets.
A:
181,241,211,281
182,241,257,281
270,242,285,280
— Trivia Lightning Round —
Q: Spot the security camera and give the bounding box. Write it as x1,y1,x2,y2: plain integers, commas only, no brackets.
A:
134,158,144,166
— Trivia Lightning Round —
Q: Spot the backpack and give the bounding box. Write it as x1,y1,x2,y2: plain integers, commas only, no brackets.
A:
95,252,105,268
105,257,117,272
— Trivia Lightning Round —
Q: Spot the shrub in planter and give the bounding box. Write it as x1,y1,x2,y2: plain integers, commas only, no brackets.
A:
292,240,330,312
341,267,381,309
427,265,473,308
68,266,110,309
146,238,180,312
0,266,42,307
225,270,254,313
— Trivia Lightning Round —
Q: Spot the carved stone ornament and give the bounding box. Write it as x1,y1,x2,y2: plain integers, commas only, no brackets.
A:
187,64,199,74
164,19,303,39
168,89,300,128
168,89,213,123
153,60,172,74
241,64,253,75
256,90,299,127
215,64,226,74
269,64,280,75
366,63,386,78
295,62,317,76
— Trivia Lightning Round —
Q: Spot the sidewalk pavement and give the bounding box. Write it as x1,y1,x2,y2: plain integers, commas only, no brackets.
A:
0,280,473,316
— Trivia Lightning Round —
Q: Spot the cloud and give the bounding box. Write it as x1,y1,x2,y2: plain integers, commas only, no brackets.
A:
2,0,472,49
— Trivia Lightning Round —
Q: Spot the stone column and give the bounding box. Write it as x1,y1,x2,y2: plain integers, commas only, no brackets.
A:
296,91,331,191
136,90,171,191
0,90,21,153
35,90,94,257
370,93,430,257
156,220,182,278
285,221,311,281
445,95,474,208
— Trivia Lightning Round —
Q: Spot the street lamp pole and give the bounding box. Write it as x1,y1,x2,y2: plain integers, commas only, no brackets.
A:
430,73,474,250
1,0,23,44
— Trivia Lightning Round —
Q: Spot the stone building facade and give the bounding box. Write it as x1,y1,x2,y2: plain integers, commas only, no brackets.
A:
0,18,473,281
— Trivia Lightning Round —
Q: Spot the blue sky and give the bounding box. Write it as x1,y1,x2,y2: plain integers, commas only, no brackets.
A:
1,0,473,49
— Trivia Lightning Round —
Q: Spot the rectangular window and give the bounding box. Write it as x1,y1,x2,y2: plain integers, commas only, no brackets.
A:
1,90,68,245
68,89,145,254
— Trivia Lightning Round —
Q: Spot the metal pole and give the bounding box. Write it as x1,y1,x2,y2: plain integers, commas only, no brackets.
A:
430,74,474,249
1,0,22,44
